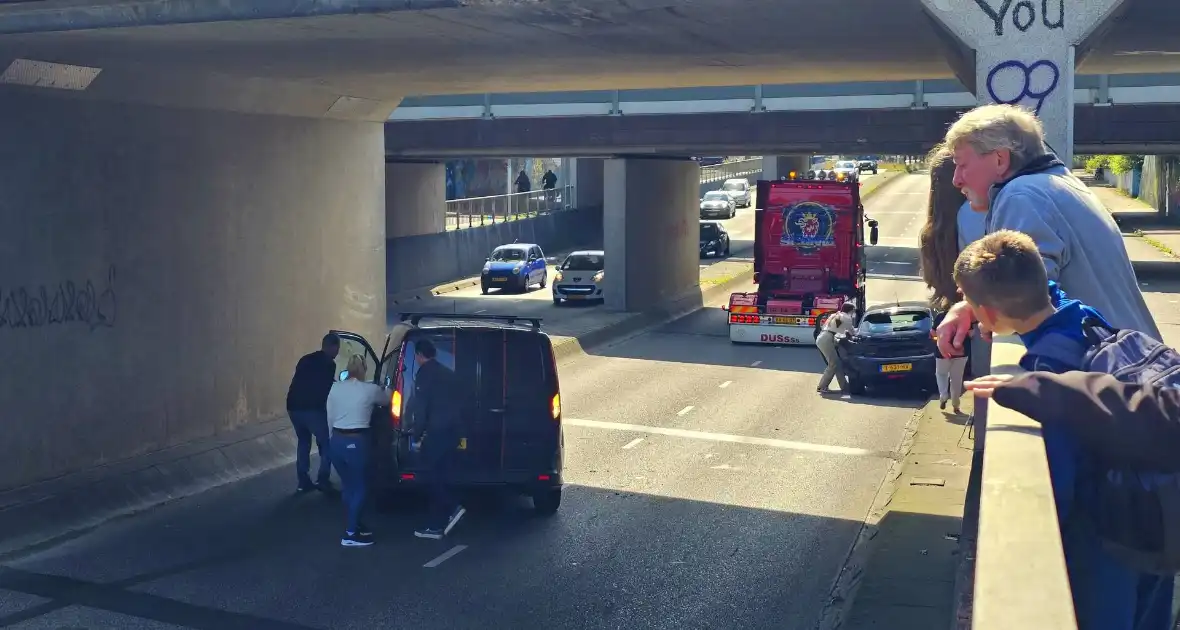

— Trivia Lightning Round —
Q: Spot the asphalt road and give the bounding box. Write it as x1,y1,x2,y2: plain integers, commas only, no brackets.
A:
0,171,926,630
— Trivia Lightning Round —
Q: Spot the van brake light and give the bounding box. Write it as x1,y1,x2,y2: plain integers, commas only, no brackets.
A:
551,393,561,420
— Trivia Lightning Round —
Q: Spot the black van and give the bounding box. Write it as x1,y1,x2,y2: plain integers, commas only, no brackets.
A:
331,313,565,515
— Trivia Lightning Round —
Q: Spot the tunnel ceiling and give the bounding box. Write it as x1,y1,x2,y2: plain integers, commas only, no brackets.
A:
0,0,1176,106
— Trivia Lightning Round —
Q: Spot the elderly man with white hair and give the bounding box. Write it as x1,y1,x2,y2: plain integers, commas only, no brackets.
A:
935,103,1160,357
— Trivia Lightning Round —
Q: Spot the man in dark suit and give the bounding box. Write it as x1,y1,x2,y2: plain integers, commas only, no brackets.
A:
285,333,340,493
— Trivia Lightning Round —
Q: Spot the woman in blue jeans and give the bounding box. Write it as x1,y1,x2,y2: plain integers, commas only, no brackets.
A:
326,354,390,547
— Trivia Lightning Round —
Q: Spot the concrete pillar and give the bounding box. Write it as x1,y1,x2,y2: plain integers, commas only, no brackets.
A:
761,155,812,182
603,158,698,311
921,0,1126,166
0,91,385,491
575,158,605,210
385,161,445,238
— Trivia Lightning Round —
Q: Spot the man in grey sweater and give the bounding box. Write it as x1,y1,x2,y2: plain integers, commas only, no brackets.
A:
935,104,1159,357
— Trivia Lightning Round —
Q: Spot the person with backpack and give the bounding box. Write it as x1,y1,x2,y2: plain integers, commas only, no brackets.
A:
953,229,1175,630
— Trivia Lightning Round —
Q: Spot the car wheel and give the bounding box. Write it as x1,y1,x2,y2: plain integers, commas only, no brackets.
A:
481,284,489,295
540,272,547,289
848,376,866,396
724,243,731,256
532,488,561,516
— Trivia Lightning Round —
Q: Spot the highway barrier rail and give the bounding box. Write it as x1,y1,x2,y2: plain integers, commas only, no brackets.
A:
970,336,1077,629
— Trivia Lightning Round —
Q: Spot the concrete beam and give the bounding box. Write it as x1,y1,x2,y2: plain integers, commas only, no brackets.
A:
603,158,698,311
386,161,445,238
0,91,386,492
921,0,1129,165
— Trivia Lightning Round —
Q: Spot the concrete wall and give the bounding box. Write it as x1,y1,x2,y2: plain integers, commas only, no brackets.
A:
604,158,699,311
387,161,446,238
0,92,386,492
386,205,602,297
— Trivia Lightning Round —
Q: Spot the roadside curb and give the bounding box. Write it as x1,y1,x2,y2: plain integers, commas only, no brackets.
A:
1133,260,1180,280
0,417,297,559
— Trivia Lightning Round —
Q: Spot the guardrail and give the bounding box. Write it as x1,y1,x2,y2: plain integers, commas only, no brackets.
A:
700,158,763,185
445,184,575,231
972,336,1077,629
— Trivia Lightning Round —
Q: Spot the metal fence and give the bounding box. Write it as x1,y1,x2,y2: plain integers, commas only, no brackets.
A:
443,158,764,230
700,158,764,185
444,184,575,231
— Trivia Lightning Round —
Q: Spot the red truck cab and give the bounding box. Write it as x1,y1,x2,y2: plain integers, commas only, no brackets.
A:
726,172,879,345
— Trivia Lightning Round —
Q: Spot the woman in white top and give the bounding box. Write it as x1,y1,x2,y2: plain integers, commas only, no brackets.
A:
326,353,390,548
816,302,857,394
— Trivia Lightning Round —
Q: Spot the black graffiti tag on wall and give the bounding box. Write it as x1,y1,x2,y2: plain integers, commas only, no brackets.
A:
0,266,118,332
987,59,1060,115
974,0,1065,36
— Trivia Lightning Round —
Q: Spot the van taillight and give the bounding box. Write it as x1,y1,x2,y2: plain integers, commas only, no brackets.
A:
390,390,402,427
551,393,561,420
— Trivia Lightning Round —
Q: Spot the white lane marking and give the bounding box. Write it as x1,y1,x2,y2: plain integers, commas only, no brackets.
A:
564,418,881,458
719,380,732,389
751,360,763,367
474,309,487,313
882,261,910,265
677,406,694,416
622,437,644,450
423,544,468,568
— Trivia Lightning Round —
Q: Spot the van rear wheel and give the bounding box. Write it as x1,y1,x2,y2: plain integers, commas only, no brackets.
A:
532,488,562,516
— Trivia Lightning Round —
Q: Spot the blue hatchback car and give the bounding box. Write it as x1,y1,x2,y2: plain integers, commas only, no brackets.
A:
481,243,548,294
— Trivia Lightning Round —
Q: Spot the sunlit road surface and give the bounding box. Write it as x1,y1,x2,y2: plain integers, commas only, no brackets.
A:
0,172,937,630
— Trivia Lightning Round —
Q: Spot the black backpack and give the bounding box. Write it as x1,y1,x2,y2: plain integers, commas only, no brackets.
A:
1026,317,1180,575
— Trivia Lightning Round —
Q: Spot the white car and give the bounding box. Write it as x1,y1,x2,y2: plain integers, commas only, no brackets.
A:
720,178,752,208
552,250,605,305
832,160,860,180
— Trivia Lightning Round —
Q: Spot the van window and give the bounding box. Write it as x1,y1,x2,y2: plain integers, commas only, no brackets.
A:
722,181,746,191
335,338,376,382
504,330,555,412
399,330,458,421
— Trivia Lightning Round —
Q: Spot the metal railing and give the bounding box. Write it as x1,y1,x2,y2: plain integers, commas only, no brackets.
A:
972,336,1077,629
700,158,764,185
445,184,574,231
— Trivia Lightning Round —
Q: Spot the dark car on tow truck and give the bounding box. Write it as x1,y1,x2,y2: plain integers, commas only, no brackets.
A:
832,302,937,395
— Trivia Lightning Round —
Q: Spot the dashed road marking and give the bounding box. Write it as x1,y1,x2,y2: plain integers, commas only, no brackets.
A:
677,406,694,416
750,360,763,367
564,418,887,458
424,545,468,568
622,437,644,450
719,381,732,389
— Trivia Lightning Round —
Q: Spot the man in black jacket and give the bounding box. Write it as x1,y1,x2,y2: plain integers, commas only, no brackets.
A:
285,333,341,493
409,338,466,539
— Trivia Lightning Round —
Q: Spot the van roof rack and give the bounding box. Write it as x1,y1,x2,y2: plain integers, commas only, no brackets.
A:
398,312,542,331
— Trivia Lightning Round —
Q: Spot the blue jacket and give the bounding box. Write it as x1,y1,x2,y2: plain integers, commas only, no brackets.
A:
1019,283,1173,630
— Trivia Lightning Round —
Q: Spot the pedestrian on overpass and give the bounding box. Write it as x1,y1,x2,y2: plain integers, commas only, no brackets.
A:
285,332,340,494
930,309,969,414
816,302,857,395
327,353,391,548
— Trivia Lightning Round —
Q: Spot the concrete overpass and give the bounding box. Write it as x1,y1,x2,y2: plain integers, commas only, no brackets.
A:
2,4,1178,625
384,73,1180,156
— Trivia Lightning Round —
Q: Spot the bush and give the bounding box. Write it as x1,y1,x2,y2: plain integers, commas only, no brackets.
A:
1084,155,1110,172
1108,155,1144,175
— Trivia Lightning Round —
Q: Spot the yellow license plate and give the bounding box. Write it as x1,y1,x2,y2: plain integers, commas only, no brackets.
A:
458,437,467,450
773,316,805,325
492,278,507,282
880,363,913,373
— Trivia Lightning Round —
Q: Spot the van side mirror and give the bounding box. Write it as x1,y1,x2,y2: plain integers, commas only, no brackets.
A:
867,219,880,246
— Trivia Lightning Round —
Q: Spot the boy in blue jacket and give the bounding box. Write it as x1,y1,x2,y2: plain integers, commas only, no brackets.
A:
953,229,1174,630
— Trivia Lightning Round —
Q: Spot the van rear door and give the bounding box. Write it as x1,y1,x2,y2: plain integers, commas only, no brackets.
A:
502,329,561,474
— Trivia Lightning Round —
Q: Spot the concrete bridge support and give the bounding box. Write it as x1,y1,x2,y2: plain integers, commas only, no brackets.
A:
761,155,812,182
602,158,699,311
921,0,1128,165
386,161,446,238
0,91,386,492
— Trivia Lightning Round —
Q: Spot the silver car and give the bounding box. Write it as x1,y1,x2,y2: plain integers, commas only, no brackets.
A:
720,178,752,208
832,160,860,180
552,250,605,305
700,191,736,219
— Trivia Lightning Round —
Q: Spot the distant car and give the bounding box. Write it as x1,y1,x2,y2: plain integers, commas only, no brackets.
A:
699,221,731,258
700,191,736,219
720,178,752,208
552,250,605,305
481,243,548,294
857,159,878,174
832,160,861,179
832,302,937,395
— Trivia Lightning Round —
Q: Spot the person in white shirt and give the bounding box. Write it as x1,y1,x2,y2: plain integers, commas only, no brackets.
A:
327,353,390,548
816,302,857,395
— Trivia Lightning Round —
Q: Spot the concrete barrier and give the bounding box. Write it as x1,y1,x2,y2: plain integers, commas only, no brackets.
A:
386,204,603,296
968,336,1077,629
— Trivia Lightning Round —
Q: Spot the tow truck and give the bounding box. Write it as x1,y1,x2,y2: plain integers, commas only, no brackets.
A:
725,170,879,346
